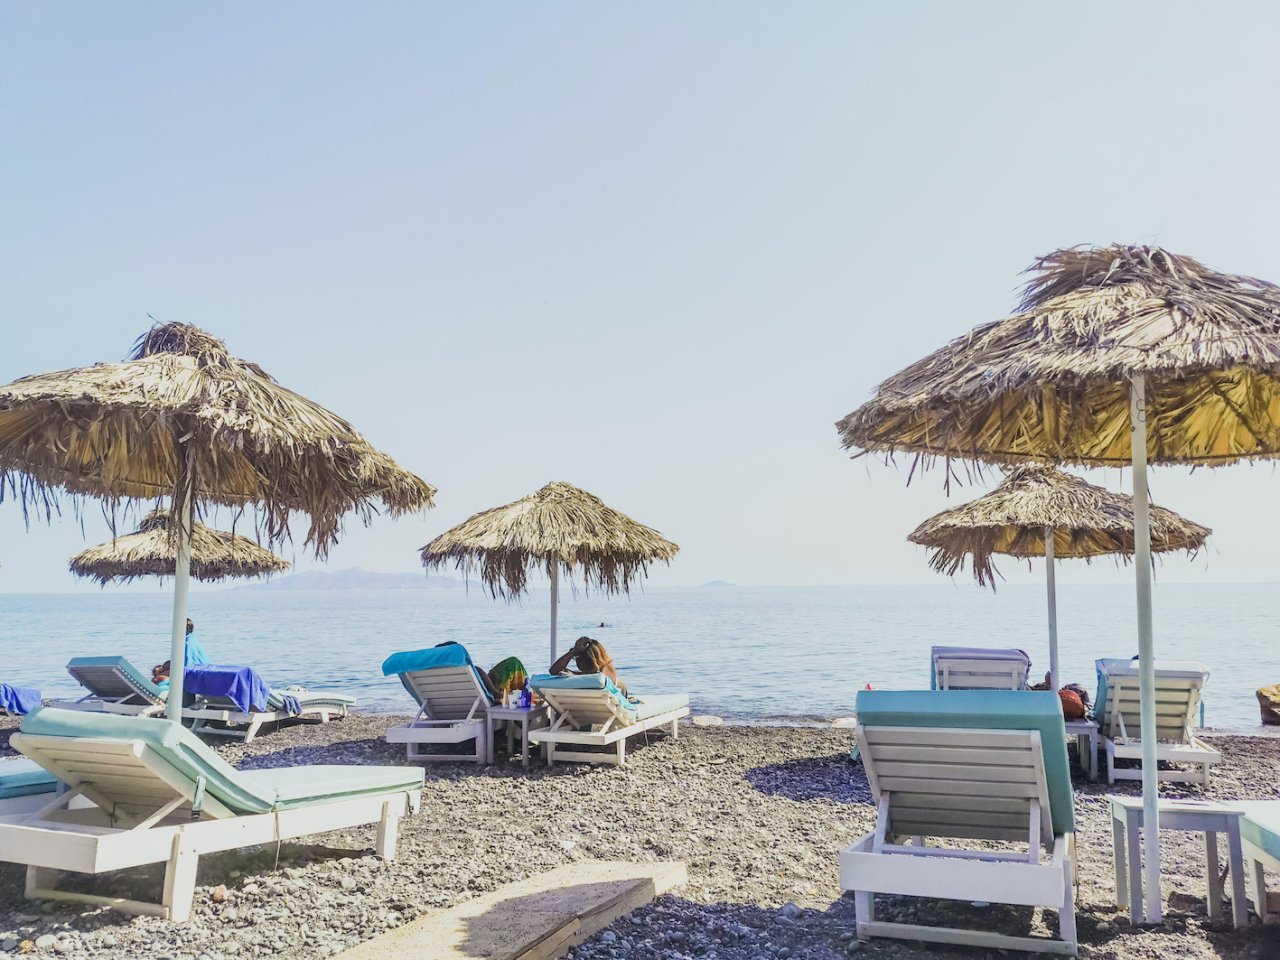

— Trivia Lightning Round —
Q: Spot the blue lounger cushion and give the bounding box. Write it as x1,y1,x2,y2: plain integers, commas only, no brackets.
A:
1239,801,1280,864
854,689,1074,835
0,758,58,799
19,707,422,813
381,645,493,704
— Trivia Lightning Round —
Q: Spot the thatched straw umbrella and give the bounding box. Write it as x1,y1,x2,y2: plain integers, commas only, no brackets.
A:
909,466,1210,689
420,481,678,661
838,244,1280,921
70,509,291,585
0,322,436,718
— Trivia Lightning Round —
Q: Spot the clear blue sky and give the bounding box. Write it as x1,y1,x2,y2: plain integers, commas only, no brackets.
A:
3,2,1280,593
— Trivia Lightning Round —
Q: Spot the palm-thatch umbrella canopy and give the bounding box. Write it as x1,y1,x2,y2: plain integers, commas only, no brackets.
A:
420,481,679,661
70,509,291,585
838,244,1280,921
0,322,436,718
909,466,1210,689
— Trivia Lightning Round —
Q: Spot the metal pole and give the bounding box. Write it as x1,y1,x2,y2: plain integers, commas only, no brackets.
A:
165,495,193,722
1045,526,1059,692
549,563,559,665
1131,374,1162,922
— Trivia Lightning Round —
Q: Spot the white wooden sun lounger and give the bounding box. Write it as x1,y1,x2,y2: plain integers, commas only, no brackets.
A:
0,707,422,922
840,690,1077,956
384,664,495,763
528,676,689,767
1095,658,1220,786
186,688,355,743
931,645,1031,691
1238,801,1280,920
56,656,167,717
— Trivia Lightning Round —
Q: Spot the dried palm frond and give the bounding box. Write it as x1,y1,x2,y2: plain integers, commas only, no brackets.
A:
420,481,678,598
69,509,290,585
0,322,436,554
908,467,1210,587
837,244,1280,467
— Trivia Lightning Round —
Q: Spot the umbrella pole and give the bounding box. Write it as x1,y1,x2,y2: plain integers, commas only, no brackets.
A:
165,496,194,722
1045,526,1059,691
549,563,559,664
1131,375,1162,922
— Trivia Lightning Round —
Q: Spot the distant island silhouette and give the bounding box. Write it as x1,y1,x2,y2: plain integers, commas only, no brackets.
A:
701,580,735,587
236,567,465,592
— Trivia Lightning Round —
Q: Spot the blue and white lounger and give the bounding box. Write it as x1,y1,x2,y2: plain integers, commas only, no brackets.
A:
184,665,356,743
841,689,1077,956
931,645,1031,691
59,656,167,716
381,644,497,763
1237,801,1280,920
0,707,422,921
528,674,689,767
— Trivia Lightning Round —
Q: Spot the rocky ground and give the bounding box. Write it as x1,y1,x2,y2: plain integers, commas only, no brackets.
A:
0,714,1273,959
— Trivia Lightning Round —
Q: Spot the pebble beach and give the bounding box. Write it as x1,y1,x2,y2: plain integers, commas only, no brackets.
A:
0,715,1275,960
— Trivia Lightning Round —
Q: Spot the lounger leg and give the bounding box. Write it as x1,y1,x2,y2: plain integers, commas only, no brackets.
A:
1205,831,1222,921
1060,850,1077,952
1226,824,1248,928
244,717,263,744
854,889,874,939
671,718,679,740
1125,810,1143,924
376,799,401,860
546,742,556,769
1251,856,1269,918
25,866,62,901
1112,815,1128,909
616,739,626,766
163,835,199,923
1106,743,1116,785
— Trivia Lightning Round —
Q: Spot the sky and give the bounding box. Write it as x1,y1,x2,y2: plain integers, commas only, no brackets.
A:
4,2,1280,593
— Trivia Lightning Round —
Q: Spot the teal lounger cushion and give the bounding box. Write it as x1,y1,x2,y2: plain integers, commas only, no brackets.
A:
19,707,422,814
854,689,1074,836
1238,801,1280,864
530,674,687,724
66,655,166,702
267,688,358,711
0,758,58,798
382,645,493,705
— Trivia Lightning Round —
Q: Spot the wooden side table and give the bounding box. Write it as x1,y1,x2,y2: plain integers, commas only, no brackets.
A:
487,705,548,767
1064,719,1099,781
1109,796,1248,928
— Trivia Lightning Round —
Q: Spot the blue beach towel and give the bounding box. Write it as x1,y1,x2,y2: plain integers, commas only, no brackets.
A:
185,665,272,714
382,644,493,704
0,684,41,716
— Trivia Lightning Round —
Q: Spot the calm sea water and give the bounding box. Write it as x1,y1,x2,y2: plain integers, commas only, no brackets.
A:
0,583,1272,729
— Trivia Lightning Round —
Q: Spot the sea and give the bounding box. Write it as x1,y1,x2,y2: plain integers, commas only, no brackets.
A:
1,583,1273,729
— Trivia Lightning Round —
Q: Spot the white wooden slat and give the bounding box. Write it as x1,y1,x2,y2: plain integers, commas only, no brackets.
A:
871,745,1038,767
872,762,1038,784
877,777,1040,799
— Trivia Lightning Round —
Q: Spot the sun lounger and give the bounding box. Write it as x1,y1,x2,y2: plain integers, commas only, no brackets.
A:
183,665,355,743
0,684,42,716
57,656,167,716
840,689,1077,956
1095,658,1220,785
382,645,497,763
931,645,1031,691
528,674,689,767
0,758,59,816
0,707,422,921
1238,801,1280,921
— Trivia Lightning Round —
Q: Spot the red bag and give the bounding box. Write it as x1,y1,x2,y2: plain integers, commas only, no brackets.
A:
1058,689,1086,720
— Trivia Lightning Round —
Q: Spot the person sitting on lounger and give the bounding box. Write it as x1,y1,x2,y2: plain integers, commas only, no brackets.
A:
151,618,212,686
550,636,627,695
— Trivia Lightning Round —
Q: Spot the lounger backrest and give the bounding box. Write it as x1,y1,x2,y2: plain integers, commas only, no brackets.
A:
14,707,276,820
400,666,491,721
931,646,1030,691
66,656,165,704
1095,659,1207,744
856,689,1073,841
530,674,638,730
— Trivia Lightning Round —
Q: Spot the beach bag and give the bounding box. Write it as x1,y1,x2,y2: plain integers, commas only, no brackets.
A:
1058,688,1086,720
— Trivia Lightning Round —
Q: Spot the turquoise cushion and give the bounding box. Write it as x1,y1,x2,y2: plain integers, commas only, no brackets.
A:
382,645,492,705
1239,801,1280,864
236,766,423,809
0,758,58,798
854,689,1074,835
531,673,636,715
66,655,166,702
19,707,418,815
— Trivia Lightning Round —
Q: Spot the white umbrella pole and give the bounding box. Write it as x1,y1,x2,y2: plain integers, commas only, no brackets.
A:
165,496,194,722
1045,526,1059,692
549,563,559,664
1131,375,1162,922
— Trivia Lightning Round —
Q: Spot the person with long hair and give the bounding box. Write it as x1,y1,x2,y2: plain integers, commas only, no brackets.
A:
550,636,626,694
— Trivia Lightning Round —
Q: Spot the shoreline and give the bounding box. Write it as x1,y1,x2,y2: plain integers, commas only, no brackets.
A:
0,714,1275,959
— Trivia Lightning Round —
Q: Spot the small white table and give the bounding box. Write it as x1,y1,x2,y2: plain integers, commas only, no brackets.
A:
1065,719,1099,781
1109,796,1248,928
487,705,548,767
